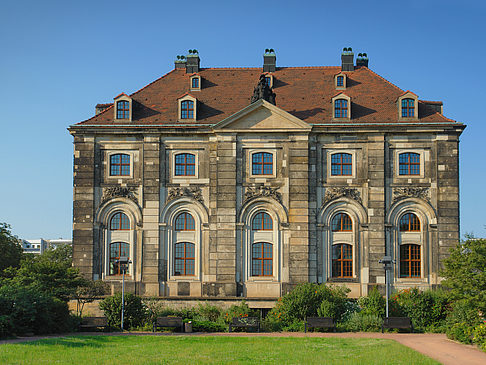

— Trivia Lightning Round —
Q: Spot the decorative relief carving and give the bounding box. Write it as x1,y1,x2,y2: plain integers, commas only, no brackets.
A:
102,186,138,204
244,185,282,204
323,187,362,205
167,186,204,204
392,187,430,204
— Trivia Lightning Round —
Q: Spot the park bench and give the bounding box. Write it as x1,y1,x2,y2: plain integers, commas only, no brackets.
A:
382,317,413,333
79,317,108,331
153,316,184,333
304,317,336,333
228,317,260,333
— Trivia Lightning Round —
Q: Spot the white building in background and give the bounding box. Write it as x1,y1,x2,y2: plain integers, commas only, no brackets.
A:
21,238,72,254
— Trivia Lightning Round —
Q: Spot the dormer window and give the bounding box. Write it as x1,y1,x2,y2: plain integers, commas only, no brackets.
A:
401,98,415,118
117,101,129,119
178,94,197,121
113,93,132,121
334,73,347,90
334,99,348,118
398,91,418,120
190,75,201,91
264,75,273,88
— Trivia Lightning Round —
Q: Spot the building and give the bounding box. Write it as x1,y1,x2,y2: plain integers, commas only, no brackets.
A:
21,238,72,254
68,48,464,305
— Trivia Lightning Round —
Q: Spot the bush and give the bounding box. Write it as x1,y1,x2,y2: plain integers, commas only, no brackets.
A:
99,293,147,330
197,302,222,322
473,323,486,351
358,287,385,318
223,301,257,324
189,319,226,332
391,288,451,332
446,300,482,343
340,312,383,332
0,284,73,337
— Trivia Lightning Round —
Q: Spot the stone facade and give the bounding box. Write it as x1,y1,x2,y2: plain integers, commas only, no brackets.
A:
69,50,465,304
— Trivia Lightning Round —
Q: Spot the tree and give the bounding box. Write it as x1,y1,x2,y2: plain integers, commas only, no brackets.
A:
441,238,486,313
74,280,109,317
0,223,23,274
10,243,86,301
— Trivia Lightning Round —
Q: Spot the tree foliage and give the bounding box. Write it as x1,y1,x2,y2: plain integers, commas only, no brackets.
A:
441,238,486,313
0,223,23,274
74,280,109,317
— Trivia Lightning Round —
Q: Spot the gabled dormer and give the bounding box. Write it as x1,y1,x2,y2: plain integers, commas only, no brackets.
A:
263,72,274,88
189,74,201,91
332,92,351,120
397,91,418,121
178,93,197,121
114,93,132,122
334,72,346,90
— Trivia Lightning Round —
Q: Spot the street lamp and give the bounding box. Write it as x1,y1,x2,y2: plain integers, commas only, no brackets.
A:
379,256,395,318
116,256,132,331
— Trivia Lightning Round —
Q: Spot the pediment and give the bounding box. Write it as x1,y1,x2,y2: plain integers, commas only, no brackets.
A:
213,99,312,132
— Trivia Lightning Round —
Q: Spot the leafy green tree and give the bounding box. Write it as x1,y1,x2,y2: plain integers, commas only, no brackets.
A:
441,238,486,313
74,280,109,317
0,223,23,274
10,243,86,301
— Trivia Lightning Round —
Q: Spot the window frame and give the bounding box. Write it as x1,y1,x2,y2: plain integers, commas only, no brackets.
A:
251,212,273,231
113,94,132,122
330,152,353,176
331,93,351,120
251,152,274,176
399,244,421,278
174,153,196,177
334,99,348,118
331,213,353,232
174,212,196,231
110,212,130,231
109,153,131,177
399,213,421,232
178,95,197,121
334,73,347,90
174,242,196,276
109,241,130,276
331,243,353,278
171,150,199,180
251,242,273,277
397,92,418,121
394,149,425,178
190,76,201,91
398,152,421,176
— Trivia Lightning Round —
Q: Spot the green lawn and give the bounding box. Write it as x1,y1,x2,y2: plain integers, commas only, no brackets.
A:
0,336,439,364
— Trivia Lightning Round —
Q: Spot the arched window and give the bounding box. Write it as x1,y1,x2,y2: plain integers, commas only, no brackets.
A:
331,153,352,176
252,152,273,175
116,101,130,119
399,213,420,232
175,153,195,176
174,242,195,276
336,76,344,87
109,242,130,275
252,242,273,276
175,212,195,231
399,152,420,175
110,212,130,230
332,213,352,232
400,244,421,278
334,99,348,118
252,212,273,230
181,100,194,119
401,98,415,117
332,243,352,278
110,154,130,176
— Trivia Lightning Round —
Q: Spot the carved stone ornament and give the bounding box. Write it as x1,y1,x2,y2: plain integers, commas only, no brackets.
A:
167,186,204,204
244,185,282,204
251,74,276,105
102,186,138,204
392,187,430,204
323,187,362,205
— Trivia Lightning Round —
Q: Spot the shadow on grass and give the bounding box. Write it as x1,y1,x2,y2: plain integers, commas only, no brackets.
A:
20,336,121,348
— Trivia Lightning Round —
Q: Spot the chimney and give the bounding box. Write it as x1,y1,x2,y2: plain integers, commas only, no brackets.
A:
186,49,200,73
356,53,369,68
341,47,354,71
174,55,186,69
263,49,276,72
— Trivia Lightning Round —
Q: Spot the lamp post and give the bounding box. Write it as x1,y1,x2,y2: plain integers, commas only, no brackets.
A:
379,256,394,317
116,256,132,331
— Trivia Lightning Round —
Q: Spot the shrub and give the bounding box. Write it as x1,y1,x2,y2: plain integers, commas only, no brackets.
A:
358,287,385,318
446,299,482,343
189,319,226,332
392,288,451,332
340,312,383,332
0,284,73,337
223,301,257,324
99,293,147,329
473,323,486,351
197,302,222,322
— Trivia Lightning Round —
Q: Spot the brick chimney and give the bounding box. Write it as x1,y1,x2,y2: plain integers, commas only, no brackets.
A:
356,53,369,68
186,49,200,73
341,47,354,71
174,55,186,69
263,49,276,72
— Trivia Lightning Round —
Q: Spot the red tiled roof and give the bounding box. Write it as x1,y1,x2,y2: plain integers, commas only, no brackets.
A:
75,66,456,126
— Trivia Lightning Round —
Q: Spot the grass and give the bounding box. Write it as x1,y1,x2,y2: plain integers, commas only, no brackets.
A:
0,335,440,364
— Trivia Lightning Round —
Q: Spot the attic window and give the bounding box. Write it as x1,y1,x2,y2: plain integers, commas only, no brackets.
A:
190,75,201,91
334,99,348,118
181,100,194,119
116,101,129,119
336,76,344,87
401,98,415,118
397,92,418,121
335,73,346,90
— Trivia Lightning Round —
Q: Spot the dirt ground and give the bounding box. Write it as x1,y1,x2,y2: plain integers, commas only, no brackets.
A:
1,331,486,365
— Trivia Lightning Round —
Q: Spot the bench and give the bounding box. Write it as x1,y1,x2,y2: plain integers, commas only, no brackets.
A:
79,317,108,331
228,317,260,333
305,317,336,333
382,317,413,333
153,316,184,333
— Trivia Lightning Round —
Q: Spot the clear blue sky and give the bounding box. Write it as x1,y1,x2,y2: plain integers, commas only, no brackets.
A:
1,0,485,239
